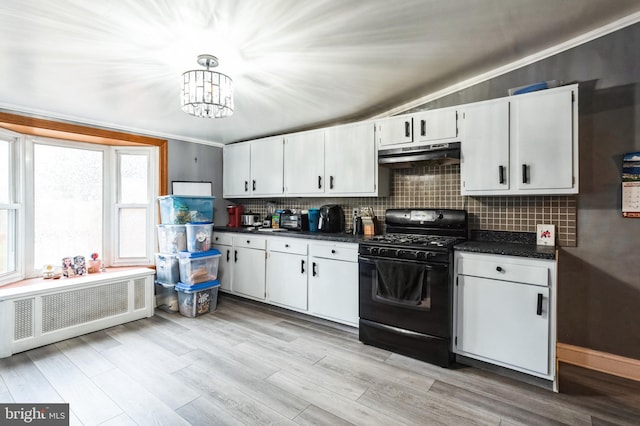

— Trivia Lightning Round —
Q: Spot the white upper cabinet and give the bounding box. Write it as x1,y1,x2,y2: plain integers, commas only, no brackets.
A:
250,136,284,196
378,108,458,148
413,108,458,143
223,142,251,197
378,115,413,147
325,121,383,196
512,87,576,193
223,137,284,198
460,84,578,196
459,99,510,192
283,130,325,196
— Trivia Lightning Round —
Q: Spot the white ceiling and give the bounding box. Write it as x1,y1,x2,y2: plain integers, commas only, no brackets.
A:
2,1,640,145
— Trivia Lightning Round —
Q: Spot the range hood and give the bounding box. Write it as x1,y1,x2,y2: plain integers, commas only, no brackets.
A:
378,142,461,168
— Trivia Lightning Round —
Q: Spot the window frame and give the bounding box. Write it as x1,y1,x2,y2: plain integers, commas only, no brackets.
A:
0,128,24,285
0,112,167,286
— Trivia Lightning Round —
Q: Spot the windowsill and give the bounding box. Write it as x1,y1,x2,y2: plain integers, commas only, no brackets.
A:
0,266,155,299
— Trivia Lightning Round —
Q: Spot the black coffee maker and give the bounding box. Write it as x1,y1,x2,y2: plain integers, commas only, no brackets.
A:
317,204,345,233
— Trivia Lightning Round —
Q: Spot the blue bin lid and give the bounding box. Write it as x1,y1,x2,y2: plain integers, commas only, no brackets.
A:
157,195,215,200
177,249,221,259
175,279,220,293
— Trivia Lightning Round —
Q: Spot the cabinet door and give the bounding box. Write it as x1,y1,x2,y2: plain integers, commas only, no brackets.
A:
212,244,232,292
250,137,284,196
308,257,358,325
414,108,458,143
512,87,575,192
325,122,376,195
460,99,510,193
284,131,325,195
223,143,251,197
455,275,550,375
233,247,266,300
377,116,413,147
266,251,307,310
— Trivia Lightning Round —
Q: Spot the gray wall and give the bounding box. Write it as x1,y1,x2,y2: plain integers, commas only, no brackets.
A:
409,24,640,360
167,140,229,226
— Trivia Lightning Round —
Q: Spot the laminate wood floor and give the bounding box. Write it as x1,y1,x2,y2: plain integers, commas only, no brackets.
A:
1,294,639,425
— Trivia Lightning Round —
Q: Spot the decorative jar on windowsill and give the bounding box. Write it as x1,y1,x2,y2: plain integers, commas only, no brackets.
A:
89,252,102,273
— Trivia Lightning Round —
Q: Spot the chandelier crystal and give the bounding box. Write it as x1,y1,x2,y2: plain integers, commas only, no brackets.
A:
181,54,233,118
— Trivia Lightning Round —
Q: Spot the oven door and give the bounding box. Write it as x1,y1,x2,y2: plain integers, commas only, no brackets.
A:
358,255,451,338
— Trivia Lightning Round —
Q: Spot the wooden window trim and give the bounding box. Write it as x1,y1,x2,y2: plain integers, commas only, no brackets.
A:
0,112,168,195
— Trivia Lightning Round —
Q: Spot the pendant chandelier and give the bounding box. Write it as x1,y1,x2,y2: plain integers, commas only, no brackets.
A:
181,54,233,118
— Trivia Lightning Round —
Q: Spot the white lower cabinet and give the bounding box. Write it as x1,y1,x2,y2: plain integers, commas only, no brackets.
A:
232,236,267,300
266,238,308,311
212,233,233,292
308,242,359,326
453,251,556,380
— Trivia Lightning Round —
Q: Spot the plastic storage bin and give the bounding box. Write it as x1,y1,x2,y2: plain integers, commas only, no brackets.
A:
175,280,220,317
185,223,213,252
155,253,180,284
178,249,221,285
155,282,179,312
157,224,187,253
158,195,215,224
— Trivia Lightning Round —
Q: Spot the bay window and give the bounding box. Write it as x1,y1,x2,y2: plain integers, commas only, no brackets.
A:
0,129,158,286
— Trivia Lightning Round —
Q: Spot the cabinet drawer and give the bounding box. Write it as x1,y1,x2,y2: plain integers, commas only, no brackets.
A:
309,243,358,262
212,233,233,246
456,252,551,287
234,235,267,250
268,238,307,255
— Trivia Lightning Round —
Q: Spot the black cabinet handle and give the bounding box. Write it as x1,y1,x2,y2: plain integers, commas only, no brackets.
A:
301,260,305,274
252,180,256,191
234,250,238,263
318,176,322,189
244,181,248,192
312,262,317,277
420,119,426,136
246,240,250,244
215,236,219,241
331,249,336,254
330,176,334,189
499,166,505,184
536,293,543,315
404,121,411,138
285,244,289,248
522,164,528,184
496,266,503,272
226,249,230,262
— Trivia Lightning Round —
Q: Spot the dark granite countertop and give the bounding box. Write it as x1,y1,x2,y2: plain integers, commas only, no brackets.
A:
454,230,557,260
214,226,367,244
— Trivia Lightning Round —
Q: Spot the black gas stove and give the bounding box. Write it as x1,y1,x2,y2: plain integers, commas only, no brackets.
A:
358,208,468,367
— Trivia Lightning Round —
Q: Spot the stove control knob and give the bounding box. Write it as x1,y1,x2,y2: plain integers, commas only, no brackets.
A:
369,247,379,255
396,250,404,257
406,251,418,260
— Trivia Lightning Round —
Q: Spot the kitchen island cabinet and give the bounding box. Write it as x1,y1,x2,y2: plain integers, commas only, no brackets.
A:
453,251,556,383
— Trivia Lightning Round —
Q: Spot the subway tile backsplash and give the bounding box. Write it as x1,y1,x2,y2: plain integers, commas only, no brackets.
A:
237,164,577,247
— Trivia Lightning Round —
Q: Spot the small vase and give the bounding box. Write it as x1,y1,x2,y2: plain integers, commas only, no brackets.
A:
89,259,102,273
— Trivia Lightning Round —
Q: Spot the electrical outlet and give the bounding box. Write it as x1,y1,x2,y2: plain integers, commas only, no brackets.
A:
352,207,360,218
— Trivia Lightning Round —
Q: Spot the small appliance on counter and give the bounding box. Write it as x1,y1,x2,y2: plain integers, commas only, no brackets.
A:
226,205,243,228
280,211,309,231
308,208,320,232
318,204,345,233
241,211,261,227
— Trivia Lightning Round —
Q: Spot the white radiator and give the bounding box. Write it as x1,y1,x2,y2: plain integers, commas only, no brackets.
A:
0,268,155,358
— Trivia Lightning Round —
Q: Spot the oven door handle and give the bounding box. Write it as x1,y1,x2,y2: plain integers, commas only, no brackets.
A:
358,256,448,270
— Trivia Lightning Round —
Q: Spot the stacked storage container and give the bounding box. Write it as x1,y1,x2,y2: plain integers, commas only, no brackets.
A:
155,195,218,315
